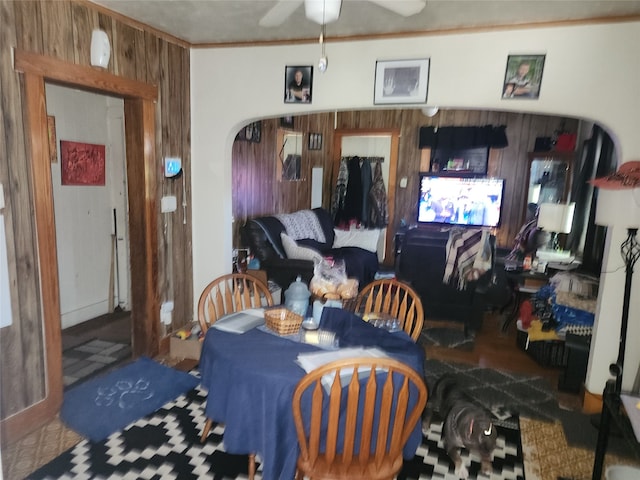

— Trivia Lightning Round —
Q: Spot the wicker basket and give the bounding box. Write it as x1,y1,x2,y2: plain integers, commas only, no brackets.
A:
264,307,303,336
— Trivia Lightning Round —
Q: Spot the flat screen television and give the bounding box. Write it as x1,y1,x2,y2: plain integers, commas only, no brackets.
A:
417,173,505,227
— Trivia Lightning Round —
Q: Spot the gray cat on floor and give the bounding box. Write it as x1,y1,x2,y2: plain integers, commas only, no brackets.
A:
422,374,497,479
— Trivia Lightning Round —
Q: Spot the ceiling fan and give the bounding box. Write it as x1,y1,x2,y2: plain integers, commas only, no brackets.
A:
259,0,427,28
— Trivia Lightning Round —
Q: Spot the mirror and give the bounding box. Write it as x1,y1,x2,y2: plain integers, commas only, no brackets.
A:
277,128,303,181
526,153,572,207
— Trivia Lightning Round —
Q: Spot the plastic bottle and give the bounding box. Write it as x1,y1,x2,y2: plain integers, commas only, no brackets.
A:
284,276,310,317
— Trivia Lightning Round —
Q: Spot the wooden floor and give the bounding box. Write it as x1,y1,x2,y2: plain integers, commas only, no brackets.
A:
61,308,131,351
426,311,583,410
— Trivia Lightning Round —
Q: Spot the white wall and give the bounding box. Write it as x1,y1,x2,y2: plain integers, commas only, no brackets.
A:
191,21,640,395
46,84,129,328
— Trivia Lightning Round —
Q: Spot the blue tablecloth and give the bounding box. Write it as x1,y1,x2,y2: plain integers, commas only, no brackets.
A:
199,307,425,480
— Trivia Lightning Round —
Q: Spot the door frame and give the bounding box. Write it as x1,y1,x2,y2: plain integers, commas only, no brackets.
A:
332,128,400,266
3,50,159,439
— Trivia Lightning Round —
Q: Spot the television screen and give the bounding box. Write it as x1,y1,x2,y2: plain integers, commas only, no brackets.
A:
417,174,505,227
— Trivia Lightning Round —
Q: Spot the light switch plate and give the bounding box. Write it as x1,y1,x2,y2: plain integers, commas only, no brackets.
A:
161,195,177,212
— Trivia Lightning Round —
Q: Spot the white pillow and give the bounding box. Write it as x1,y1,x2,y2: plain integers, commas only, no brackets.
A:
281,233,323,263
333,228,380,253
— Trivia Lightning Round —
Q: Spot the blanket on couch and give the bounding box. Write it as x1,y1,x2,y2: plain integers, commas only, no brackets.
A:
275,210,326,243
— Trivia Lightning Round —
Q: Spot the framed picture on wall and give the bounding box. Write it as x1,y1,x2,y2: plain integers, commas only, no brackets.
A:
308,133,322,150
280,116,294,129
284,66,313,103
502,54,546,99
243,121,262,143
374,58,429,105
60,140,106,186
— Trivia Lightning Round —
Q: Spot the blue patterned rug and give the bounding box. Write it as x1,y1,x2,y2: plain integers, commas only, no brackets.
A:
60,356,199,442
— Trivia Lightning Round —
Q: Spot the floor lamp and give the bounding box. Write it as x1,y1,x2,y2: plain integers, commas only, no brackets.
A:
594,187,640,395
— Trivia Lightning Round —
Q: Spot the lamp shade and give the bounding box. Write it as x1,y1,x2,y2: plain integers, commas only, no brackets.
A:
538,202,575,233
595,188,640,228
305,0,342,24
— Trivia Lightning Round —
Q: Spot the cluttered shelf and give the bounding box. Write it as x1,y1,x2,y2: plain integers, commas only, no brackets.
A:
514,271,598,393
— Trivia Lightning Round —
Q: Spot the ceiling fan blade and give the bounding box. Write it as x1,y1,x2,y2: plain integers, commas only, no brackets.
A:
259,0,304,27
368,0,426,17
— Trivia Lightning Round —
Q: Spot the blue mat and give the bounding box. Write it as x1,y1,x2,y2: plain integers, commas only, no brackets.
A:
60,356,200,442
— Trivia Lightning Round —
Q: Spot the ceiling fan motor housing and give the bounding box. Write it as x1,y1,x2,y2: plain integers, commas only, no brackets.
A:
304,0,342,24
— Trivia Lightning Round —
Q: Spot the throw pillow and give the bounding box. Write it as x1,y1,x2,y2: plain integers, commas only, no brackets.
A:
281,233,323,263
333,228,381,253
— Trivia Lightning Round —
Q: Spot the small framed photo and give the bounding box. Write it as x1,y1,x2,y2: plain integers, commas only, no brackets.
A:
280,116,294,129
243,121,262,143
502,54,546,100
374,58,429,105
284,66,313,103
308,133,323,151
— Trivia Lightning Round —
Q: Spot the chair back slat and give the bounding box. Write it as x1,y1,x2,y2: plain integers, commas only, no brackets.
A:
358,370,377,464
292,357,427,480
354,279,424,342
239,279,252,308
308,380,324,465
197,273,273,333
342,371,361,463
374,371,394,464
389,377,410,456
325,373,343,463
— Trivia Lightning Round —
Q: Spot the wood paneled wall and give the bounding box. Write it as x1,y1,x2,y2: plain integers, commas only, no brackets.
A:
0,0,191,427
232,110,578,250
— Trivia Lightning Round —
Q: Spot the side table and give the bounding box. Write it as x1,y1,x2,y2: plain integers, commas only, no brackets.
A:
501,270,549,332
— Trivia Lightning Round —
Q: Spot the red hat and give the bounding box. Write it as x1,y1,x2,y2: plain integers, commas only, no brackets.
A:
590,160,640,190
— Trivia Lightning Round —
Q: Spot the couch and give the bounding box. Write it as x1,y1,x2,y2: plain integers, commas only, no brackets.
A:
395,226,507,335
241,208,379,290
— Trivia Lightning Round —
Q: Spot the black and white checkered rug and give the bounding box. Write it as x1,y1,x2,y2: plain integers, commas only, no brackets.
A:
28,376,525,480
63,339,131,389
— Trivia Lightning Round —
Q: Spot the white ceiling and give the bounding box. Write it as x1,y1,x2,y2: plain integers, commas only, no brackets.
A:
89,0,640,45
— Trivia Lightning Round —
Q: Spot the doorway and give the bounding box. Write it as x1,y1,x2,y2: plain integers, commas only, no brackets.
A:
332,129,400,266
5,50,160,438
45,83,133,388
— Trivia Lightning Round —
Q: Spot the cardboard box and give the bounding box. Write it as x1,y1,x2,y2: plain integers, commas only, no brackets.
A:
170,336,202,360
246,269,268,285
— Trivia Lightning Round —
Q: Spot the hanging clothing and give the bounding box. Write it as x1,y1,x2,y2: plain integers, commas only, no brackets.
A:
331,157,349,221
334,156,363,227
368,160,388,228
360,159,372,227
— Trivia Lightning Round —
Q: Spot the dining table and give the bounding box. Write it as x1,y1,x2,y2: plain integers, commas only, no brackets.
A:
199,306,426,480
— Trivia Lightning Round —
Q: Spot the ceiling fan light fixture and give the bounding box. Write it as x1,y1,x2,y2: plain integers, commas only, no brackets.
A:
304,0,342,25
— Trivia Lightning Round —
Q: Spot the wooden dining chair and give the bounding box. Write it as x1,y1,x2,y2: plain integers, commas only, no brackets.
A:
353,278,424,342
198,272,273,480
197,272,273,334
292,357,428,480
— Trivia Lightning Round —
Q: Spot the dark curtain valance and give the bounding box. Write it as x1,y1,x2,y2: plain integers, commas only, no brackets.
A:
419,125,508,149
